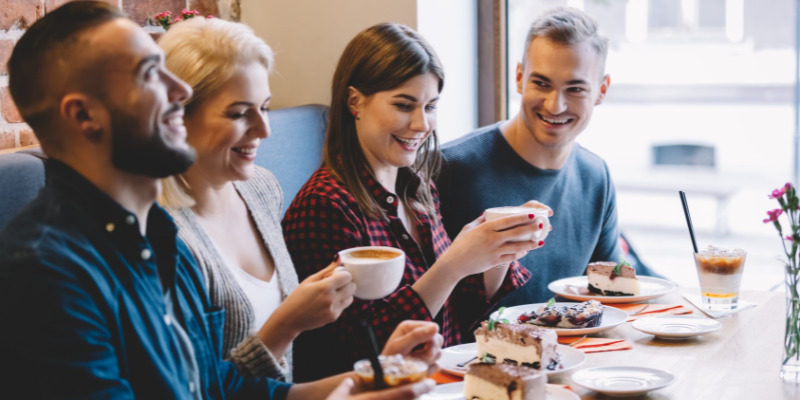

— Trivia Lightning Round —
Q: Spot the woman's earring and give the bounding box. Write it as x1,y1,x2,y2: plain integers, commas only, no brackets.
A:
352,110,360,120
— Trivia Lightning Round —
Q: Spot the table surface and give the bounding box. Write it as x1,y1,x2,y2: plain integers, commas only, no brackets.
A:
439,288,800,399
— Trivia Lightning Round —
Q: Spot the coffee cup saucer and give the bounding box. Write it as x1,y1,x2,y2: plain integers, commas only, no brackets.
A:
631,315,721,339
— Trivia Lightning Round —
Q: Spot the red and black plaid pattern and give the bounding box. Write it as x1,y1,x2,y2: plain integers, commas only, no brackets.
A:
282,167,530,381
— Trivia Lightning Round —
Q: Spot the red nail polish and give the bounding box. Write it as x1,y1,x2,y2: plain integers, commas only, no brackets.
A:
538,241,544,246
539,223,543,229
528,214,534,219
333,253,340,262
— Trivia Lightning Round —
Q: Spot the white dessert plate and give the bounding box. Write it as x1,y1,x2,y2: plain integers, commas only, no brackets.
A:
548,276,676,303
420,382,579,400
438,343,585,378
490,302,629,336
570,366,675,397
631,315,722,339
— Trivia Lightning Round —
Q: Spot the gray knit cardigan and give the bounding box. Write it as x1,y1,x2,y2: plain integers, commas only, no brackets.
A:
167,166,300,381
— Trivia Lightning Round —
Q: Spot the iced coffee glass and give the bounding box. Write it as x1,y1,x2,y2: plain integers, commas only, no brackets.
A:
693,245,747,311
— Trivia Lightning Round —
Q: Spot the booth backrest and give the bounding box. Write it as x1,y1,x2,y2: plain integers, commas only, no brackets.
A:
0,104,328,229
256,104,328,215
0,149,46,230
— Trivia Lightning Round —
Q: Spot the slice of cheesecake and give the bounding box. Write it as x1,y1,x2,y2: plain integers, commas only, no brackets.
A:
473,321,561,371
464,363,546,400
587,261,641,296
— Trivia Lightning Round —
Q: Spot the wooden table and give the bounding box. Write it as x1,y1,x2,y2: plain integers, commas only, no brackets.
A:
550,289,800,399
434,288,800,398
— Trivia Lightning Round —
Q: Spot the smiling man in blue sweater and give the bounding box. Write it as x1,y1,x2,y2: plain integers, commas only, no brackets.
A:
438,7,656,307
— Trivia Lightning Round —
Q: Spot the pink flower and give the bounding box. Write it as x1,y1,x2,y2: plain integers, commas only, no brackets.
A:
764,208,783,223
770,186,787,199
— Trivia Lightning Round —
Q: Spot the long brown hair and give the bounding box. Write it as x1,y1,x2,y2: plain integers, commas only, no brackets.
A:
324,22,444,219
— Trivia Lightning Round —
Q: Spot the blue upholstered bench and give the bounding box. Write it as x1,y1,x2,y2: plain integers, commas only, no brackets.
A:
0,104,328,229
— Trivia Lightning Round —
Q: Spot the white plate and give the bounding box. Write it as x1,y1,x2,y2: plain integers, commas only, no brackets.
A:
438,343,585,377
571,366,675,397
632,315,722,339
490,303,629,336
548,276,676,303
420,382,579,400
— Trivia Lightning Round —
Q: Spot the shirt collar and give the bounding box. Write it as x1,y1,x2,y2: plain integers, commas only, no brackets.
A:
45,159,180,283
359,168,399,212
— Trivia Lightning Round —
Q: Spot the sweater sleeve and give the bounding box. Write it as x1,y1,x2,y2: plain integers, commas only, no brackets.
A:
228,333,290,380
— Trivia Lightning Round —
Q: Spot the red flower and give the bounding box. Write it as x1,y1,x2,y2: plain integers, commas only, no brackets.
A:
764,208,783,223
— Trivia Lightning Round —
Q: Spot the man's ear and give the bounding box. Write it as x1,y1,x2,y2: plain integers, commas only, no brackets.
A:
61,93,104,142
347,86,364,114
595,74,611,106
516,62,524,95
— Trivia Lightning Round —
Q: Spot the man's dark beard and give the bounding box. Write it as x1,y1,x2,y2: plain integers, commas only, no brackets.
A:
110,105,196,178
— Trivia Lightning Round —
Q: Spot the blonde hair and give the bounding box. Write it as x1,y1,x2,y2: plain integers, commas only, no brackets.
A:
522,7,609,76
157,17,274,208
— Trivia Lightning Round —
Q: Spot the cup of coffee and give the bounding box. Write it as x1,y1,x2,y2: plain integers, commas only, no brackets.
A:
484,206,550,242
693,245,747,311
338,246,405,300
353,354,428,389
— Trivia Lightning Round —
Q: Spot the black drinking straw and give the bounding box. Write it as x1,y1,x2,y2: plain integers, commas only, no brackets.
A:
361,320,386,389
679,191,699,253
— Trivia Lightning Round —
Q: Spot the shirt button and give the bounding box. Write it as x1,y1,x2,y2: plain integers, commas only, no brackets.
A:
402,234,410,240
140,249,152,260
189,382,195,393
125,215,136,225
105,223,115,232
164,314,171,326
386,195,395,204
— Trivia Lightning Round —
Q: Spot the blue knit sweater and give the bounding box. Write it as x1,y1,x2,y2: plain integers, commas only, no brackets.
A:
438,123,631,306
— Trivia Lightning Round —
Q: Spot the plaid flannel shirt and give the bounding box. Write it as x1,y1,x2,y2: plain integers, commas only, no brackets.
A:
282,167,530,381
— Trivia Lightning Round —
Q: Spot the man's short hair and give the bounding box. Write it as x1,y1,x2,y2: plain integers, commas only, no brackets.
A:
521,6,609,75
7,1,125,145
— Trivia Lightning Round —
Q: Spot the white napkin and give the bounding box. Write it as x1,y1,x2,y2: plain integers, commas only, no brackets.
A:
682,293,757,318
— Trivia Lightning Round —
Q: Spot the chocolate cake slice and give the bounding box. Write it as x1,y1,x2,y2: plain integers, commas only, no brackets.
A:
587,261,640,296
474,321,561,371
464,363,546,400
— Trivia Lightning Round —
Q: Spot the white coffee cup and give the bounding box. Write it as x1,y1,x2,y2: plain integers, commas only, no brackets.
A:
338,246,406,300
484,206,550,242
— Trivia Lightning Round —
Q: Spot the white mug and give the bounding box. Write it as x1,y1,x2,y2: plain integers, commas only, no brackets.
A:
338,246,406,300
484,206,550,242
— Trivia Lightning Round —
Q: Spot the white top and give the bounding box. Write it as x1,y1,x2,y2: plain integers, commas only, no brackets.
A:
214,242,282,331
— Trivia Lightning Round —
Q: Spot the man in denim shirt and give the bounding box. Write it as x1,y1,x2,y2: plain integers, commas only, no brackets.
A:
0,2,437,399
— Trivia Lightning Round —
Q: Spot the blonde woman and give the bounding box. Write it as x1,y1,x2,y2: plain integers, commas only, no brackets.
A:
158,17,355,381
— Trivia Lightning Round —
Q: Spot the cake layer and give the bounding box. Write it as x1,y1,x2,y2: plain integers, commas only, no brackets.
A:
474,321,560,371
465,363,546,400
587,261,640,296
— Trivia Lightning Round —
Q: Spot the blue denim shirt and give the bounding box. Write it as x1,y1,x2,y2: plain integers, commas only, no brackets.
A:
0,160,292,399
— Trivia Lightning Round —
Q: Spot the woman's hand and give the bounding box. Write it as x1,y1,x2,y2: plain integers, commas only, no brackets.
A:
439,211,546,278
381,320,443,368
258,258,356,358
413,211,547,315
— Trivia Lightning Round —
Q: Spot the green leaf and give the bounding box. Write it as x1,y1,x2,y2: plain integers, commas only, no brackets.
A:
481,352,494,364
546,297,556,307
489,319,496,331
614,255,630,275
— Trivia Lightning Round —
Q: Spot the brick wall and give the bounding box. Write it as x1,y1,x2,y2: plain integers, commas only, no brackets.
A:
0,0,237,151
